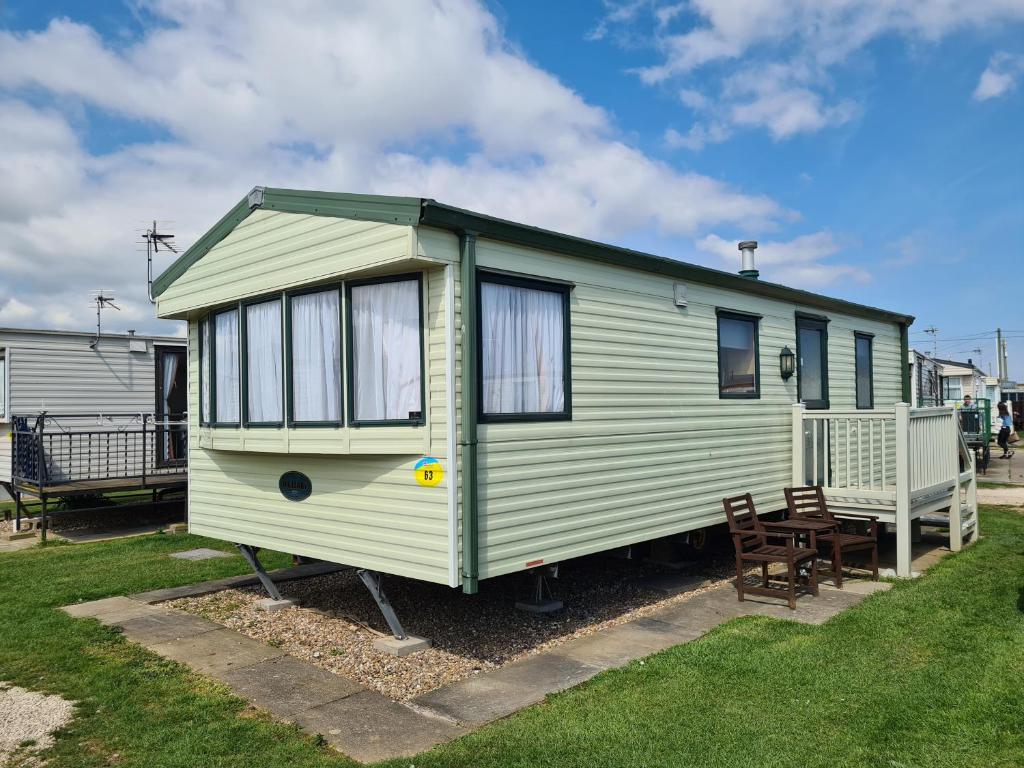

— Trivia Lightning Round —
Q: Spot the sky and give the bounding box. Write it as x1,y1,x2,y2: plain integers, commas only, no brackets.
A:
0,0,1022,377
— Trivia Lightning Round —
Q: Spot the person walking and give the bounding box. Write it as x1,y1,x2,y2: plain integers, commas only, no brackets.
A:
997,401,1015,459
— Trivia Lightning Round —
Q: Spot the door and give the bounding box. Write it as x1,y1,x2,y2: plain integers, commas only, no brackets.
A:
797,315,830,484
155,345,187,467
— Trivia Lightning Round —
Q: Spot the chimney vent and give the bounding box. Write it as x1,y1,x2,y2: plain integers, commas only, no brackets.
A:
738,241,758,279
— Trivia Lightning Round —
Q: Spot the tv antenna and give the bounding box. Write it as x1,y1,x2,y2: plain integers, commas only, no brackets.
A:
144,220,178,303
89,291,120,349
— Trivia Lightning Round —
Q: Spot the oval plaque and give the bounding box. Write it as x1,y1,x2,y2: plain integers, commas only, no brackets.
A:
279,471,312,502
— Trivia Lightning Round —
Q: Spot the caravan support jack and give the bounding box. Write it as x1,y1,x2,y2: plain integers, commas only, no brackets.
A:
357,569,408,640
236,544,283,601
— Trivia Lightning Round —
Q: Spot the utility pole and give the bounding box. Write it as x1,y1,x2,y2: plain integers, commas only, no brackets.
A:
923,326,939,358
997,328,1007,381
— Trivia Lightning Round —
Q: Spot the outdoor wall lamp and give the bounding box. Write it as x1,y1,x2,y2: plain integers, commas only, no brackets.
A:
780,346,796,380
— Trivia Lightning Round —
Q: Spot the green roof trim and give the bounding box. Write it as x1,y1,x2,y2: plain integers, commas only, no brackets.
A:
152,186,915,326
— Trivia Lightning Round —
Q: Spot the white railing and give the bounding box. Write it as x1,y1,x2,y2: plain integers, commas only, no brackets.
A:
793,402,978,577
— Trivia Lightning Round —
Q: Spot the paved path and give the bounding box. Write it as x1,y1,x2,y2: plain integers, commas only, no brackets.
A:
62,565,890,763
977,486,1024,506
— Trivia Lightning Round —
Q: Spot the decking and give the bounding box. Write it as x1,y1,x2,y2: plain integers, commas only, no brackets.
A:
793,403,979,576
8,413,187,539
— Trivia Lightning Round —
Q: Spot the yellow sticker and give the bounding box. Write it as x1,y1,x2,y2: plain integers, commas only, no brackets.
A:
414,457,444,488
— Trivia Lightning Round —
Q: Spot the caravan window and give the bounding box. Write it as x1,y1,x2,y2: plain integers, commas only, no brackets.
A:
855,332,873,409
796,315,830,409
200,319,211,424
245,299,283,425
289,288,342,425
347,275,423,425
479,273,571,422
214,309,240,425
717,311,760,398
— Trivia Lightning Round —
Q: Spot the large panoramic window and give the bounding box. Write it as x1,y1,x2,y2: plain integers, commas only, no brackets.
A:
797,315,830,409
245,299,283,424
289,289,342,424
855,332,873,409
717,311,760,398
479,273,571,421
214,308,240,424
347,276,423,424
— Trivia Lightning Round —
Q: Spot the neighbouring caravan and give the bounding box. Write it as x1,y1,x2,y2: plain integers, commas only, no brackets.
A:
151,187,940,611
0,328,187,502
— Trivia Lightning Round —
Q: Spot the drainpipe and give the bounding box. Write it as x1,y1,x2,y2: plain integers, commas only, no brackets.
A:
900,322,912,404
459,232,479,594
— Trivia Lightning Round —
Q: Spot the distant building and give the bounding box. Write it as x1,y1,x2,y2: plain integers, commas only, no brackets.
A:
908,348,942,407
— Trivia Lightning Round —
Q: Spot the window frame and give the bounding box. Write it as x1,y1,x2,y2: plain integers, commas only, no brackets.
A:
285,283,345,429
198,317,210,426
241,295,286,428
476,270,573,424
854,331,874,410
0,348,8,422
795,312,830,410
344,272,426,428
210,306,241,428
715,309,762,400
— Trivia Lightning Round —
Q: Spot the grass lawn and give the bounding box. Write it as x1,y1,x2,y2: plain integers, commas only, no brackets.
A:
1,509,1022,767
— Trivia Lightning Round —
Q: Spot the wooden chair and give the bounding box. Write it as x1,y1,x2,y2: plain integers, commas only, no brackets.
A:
784,486,879,587
722,493,819,610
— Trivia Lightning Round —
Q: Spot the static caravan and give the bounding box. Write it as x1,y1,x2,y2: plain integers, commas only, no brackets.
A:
0,328,187,512
152,186,937,630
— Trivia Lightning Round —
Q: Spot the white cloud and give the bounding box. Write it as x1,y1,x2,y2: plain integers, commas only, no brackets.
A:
973,52,1024,101
597,0,1024,142
0,297,35,323
696,231,870,288
0,0,788,334
664,123,731,151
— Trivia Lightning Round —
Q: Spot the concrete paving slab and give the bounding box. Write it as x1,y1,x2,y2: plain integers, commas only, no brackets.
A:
414,653,601,726
290,690,465,763
61,596,157,621
256,598,298,613
147,628,286,676
220,655,363,718
114,611,222,643
169,548,232,561
556,621,690,669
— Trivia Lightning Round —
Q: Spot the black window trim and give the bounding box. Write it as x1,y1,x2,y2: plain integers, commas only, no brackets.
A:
241,295,286,428
477,269,573,423
795,311,830,410
854,331,874,410
210,306,241,428
345,272,426,428
198,316,210,426
285,283,345,429
715,308,762,400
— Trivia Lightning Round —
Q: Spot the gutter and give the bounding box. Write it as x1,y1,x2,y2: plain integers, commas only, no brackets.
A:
458,232,479,594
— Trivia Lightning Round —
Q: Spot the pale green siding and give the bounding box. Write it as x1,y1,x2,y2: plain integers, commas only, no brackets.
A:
471,237,903,579
158,210,415,317
179,253,455,585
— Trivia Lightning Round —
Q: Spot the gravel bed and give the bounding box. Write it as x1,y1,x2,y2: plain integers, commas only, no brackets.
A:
169,552,738,701
0,683,76,765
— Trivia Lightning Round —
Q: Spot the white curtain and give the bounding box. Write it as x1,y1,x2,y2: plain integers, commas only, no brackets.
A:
351,280,422,421
200,320,211,423
481,282,564,414
215,309,240,423
246,300,283,422
291,290,341,422
161,351,179,456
